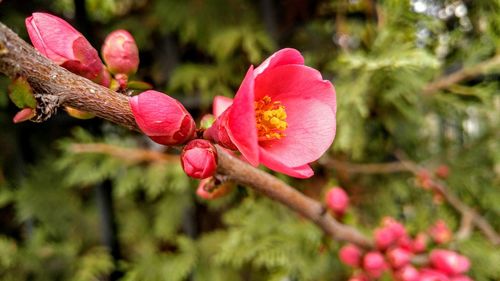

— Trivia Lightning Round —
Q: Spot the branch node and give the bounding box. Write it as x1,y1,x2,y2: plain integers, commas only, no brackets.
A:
32,92,62,122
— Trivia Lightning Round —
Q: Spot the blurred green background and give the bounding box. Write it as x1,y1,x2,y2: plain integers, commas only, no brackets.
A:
0,0,499,280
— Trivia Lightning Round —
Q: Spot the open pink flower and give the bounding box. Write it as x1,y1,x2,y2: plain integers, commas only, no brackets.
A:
205,48,336,178
25,13,108,85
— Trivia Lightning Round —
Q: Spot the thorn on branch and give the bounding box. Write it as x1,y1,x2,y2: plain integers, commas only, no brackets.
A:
0,41,8,55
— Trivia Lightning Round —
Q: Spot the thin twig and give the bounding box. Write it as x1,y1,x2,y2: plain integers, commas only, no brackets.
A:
423,54,500,95
0,22,374,249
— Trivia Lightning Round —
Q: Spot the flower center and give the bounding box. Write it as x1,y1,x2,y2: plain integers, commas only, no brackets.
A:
254,96,288,141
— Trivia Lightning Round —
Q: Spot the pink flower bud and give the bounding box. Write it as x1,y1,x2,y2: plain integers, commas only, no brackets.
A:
102,30,139,75
435,165,450,179
196,177,233,200
13,108,35,123
363,251,387,278
382,217,407,239
412,232,428,253
181,140,217,179
129,90,196,145
429,250,470,276
375,227,396,251
387,247,412,269
419,268,450,281
429,220,452,244
394,265,419,281
25,13,104,81
339,244,362,267
325,187,349,216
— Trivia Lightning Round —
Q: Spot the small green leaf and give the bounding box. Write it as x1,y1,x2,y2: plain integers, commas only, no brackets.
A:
127,80,153,91
8,77,36,109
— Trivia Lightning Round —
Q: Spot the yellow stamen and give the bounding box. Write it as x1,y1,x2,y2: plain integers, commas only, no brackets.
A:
254,96,288,141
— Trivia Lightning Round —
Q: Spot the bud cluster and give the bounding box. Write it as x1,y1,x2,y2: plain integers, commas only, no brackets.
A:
339,217,472,280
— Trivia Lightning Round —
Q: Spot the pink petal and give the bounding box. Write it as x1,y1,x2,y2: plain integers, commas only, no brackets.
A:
226,66,259,166
254,64,336,115
254,48,304,77
212,96,233,118
259,148,314,178
259,98,335,167
29,13,81,61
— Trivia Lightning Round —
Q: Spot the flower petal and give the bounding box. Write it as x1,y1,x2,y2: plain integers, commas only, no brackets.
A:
254,48,304,77
254,64,336,115
212,96,233,118
259,98,335,167
227,66,259,166
259,148,314,178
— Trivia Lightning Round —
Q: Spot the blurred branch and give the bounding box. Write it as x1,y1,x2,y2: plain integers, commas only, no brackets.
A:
0,22,374,249
423,54,500,94
69,143,177,163
324,155,500,245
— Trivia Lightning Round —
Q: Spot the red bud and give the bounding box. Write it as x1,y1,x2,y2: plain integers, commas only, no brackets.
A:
394,265,419,281
102,30,139,75
339,244,362,267
25,13,104,82
325,187,349,217
363,251,388,278
387,247,412,269
13,108,35,123
429,220,452,244
129,90,196,145
429,249,470,276
181,140,217,179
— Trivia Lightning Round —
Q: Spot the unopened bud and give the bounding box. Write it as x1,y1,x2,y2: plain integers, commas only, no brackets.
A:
181,139,217,179
102,29,139,75
325,187,349,217
386,247,412,269
394,265,419,281
129,90,196,145
412,232,428,253
339,244,362,267
429,249,470,276
13,108,35,123
374,227,396,251
363,251,387,278
26,13,104,81
429,220,452,244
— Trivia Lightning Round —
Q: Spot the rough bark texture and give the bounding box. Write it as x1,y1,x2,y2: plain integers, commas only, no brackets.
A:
0,22,374,249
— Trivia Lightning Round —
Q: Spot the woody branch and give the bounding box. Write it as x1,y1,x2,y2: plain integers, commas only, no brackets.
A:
0,22,373,249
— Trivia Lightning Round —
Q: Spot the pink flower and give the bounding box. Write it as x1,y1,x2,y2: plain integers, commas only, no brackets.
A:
102,29,139,75
181,139,218,179
382,217,407,240
325,187,349,216
386,247,412,269
339,244,362,267
205,48,336,178
129,90,196,145
394,265,420,281
429,250,471,276
429,220,452,244
363,251,388,278
25,13,107,84
196,177,234,200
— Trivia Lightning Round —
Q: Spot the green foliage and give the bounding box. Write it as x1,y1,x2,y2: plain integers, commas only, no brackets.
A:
8,77,36,109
